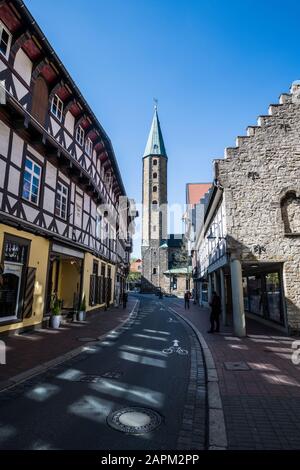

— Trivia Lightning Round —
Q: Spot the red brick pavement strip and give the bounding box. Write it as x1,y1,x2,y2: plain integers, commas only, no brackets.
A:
168,298,300,450
0,297,138,391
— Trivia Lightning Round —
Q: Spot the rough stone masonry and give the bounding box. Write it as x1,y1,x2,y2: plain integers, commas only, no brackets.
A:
214,81,300,332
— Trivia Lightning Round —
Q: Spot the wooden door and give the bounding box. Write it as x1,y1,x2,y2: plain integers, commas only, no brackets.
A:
31,76,48,126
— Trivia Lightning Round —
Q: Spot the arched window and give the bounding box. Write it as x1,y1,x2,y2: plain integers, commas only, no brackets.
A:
153,186,157,192
31,76,49,126
281,191,300,234
153,172,157,179
153,159,157,166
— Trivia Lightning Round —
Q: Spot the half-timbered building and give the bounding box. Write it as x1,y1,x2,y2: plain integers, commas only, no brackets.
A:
0,0,134,334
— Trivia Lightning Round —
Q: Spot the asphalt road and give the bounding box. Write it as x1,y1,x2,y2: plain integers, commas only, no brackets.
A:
0,294,206,450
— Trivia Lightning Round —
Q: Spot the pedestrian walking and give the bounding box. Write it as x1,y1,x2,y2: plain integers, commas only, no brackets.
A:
184,290,191,309
208,291,221,333
122,291,128,309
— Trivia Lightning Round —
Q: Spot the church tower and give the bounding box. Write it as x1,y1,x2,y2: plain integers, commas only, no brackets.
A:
141,106,169,293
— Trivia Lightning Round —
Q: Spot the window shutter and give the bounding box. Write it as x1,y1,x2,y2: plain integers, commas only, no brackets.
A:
22,267,36,318
101,276,105,304
31,76,49,126
89,274,95,307
97,276,102,304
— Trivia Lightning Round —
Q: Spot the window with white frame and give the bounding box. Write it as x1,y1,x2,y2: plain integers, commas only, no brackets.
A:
55,181,68,219
96,214,102,240
22,157,42,205
85,137,93,156
51,94,64,121
0,21,12,59
76,125,84,147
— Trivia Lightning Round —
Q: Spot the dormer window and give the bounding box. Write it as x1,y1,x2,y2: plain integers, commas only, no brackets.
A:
0,21,12,59
85,137,93,156
51,94,64,122
76,125,84,147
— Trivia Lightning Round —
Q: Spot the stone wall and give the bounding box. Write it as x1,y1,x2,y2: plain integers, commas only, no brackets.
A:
215,84,300,331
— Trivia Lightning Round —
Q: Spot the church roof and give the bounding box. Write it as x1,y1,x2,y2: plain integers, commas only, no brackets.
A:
143,107,167,158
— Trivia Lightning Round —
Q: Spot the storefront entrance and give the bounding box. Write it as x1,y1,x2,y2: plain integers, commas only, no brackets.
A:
46,244,83,314
0,235,30,321
242,263,285,326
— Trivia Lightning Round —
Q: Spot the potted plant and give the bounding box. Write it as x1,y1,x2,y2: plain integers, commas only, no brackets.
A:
77,294,86,321
50,296,62,329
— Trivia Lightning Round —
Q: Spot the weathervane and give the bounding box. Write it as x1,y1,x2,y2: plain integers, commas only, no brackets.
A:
153,98,158,110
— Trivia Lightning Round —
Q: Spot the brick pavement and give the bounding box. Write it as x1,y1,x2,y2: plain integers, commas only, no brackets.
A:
168,298,300,450
0,297,136,388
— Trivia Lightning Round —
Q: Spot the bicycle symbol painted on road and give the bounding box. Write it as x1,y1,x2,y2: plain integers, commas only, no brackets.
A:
162,339,188,356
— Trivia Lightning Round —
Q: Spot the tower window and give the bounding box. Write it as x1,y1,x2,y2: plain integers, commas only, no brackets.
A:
152,200,158,211
153,268,157,275
153,172,157,179
153,225,156,232
153,159,157,166
153,186,157,192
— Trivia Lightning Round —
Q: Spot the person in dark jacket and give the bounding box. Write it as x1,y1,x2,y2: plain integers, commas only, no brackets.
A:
122,291,128,309
184,291,191,309
208,291,221,333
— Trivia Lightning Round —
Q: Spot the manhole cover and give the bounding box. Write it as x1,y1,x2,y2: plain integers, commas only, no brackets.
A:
107,407,162,434
224,361,251,371
102,371,123,379
78,375,103,383
77,337,98,342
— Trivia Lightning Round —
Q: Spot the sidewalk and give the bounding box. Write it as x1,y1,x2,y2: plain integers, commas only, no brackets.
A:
169,298,300,450
0,297,137,391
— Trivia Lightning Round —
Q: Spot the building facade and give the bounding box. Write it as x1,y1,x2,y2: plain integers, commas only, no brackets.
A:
0,0,134,334
183,183,212,303
192,81,300,336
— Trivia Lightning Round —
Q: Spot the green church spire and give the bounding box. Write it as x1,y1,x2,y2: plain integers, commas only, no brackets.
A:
143,106,167,158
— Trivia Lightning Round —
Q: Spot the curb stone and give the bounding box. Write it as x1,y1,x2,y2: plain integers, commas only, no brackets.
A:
168,306,228,450
0,300,139,394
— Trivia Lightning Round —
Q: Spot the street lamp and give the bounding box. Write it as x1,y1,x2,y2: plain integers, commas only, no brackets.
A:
207,223,226,241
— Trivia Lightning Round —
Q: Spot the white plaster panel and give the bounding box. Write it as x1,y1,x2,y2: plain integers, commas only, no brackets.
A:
27,145,44,163
64,111,75,135
0,58,6,72
50,117,61,137
12,75,28,101
13,49,33,86
23,203,39,223
43,186,55,213
57,220,67,235
7,166,20,195
84,193,90,212
64,132,72,149
11,132,24,167
44,214,52,229
0,120,10,158
0,159,6,187
45,161,57,187
58,171,70,185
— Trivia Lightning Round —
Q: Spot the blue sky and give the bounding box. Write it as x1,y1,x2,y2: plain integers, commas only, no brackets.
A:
26,0,300,256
